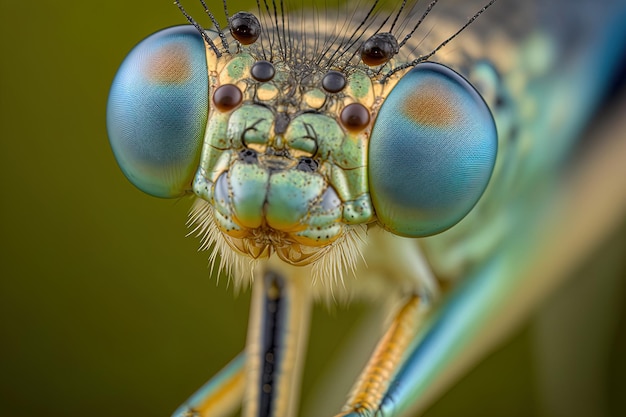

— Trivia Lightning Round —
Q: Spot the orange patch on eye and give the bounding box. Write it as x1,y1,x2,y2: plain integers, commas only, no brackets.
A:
402,84,460,127
144,44,191,83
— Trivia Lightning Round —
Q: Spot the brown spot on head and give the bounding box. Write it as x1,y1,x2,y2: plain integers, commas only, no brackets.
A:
144,44,191,83
340,103,371,132
213,84,243,112
401,83,461,127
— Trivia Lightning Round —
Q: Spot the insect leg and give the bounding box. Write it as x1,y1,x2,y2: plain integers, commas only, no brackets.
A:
171,353,246,417
334,295,432,417
243,267,313,417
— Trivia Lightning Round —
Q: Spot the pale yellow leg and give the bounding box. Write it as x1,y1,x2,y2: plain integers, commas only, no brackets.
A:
335,295,430,416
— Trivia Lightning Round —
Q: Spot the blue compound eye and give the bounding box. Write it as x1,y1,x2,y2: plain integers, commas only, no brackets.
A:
368,62,497,237
107,26,208,198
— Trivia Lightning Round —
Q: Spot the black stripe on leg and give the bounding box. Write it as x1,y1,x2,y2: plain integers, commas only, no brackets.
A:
258,270,286,417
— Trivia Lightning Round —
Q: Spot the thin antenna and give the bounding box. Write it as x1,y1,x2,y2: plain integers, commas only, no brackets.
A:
222,0,230,23
198,0,230,52
174,0,222,57
271,0,285,60
280,0,289,62
385,0,498,80
256,0,270,61
339,7,397,67
324,0,381,67
261,0,277,61
389,0,408,33
397,0,439,49
314,0,345,67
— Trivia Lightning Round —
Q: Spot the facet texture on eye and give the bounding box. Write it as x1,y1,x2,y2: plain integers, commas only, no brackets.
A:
106,25,209,198
368,62,497,237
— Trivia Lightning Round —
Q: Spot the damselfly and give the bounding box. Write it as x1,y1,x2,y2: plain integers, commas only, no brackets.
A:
106,1,626,416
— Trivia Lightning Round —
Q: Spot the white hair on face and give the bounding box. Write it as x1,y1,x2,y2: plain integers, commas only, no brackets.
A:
187,197,368,296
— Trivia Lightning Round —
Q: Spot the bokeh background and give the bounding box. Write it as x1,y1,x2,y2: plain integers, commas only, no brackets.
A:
1,1,625,416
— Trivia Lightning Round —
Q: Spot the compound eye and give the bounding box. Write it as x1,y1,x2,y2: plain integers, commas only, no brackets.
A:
368,62,497,237
107,25,208,198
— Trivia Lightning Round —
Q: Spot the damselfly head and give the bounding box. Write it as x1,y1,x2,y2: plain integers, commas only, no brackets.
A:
107,0,498,288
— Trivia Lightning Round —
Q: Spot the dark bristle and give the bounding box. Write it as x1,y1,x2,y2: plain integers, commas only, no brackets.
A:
323,0,381,67
199,0,230,52
173,0,499,78
385,0,499,80
389,0,408,33
222,0,230,22
397,0,439,49
174,0,222,57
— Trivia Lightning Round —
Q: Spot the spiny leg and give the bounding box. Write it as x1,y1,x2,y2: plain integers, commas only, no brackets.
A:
332,159,626,417
333,295,432,417
331,246,530,417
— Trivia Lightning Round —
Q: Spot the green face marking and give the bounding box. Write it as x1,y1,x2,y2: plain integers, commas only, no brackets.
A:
106,2,626,417
107,2,500,271
189,43,387,265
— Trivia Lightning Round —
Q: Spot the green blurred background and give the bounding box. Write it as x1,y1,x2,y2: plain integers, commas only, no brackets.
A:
1,1,625,416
